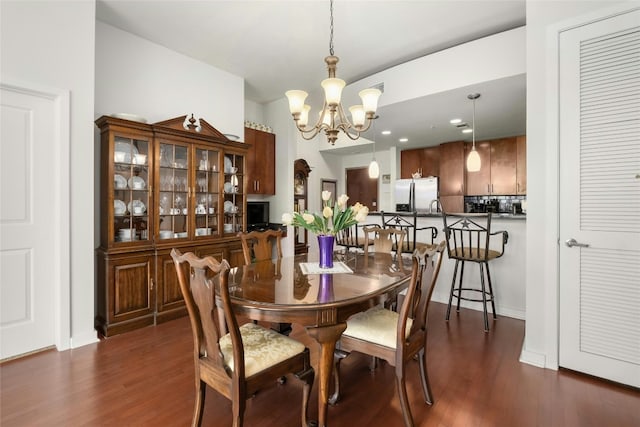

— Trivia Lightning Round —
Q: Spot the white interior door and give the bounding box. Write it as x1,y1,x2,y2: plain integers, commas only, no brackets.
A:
559,9,640,388
0,85,59,359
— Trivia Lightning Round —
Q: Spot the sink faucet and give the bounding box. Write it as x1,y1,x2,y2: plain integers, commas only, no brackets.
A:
429,199,440,214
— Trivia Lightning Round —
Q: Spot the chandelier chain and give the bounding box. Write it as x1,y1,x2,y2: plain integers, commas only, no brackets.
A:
329,0,334,56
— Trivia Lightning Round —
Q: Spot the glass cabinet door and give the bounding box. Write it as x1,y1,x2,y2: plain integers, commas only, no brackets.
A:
113,136,151,243
194,147,220,237
157,142,189,240
223,153,244,234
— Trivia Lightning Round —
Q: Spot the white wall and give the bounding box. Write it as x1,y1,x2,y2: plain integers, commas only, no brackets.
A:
523,0,631,369
95,22,244,132
1,0,96,347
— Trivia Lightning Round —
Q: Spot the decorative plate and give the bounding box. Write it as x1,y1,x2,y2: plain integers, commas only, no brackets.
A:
114,174,127,189
128,176,146,190
115,140,139,163
224,201,235,213
224,182,234,193
224,156,233,173
114,199,126,215
111,113,148,123
127,199,146,215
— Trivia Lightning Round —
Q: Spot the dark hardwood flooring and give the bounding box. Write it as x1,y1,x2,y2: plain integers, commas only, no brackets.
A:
1,303,638,426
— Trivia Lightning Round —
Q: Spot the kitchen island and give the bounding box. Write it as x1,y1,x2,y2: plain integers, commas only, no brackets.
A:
367,211,526,320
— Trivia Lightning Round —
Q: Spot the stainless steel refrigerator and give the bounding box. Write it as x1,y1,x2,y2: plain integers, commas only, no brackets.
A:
394,177,439,212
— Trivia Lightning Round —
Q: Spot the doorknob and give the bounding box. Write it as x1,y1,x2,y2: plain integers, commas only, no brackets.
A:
565,238,589,248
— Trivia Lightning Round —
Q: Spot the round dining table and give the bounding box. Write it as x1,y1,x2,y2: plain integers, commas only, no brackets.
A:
222,252,411,427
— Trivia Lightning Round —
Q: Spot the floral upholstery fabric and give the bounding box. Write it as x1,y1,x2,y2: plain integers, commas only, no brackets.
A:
219,322,305,377
342,306,413,349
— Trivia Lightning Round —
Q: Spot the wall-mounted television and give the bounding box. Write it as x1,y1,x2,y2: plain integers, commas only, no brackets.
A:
246,201,270,229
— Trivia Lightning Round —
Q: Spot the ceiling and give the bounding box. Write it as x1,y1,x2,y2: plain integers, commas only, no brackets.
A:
96,0,527,153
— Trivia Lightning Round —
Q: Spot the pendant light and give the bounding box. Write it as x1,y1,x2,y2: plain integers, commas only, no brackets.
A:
368,121,379,178
466,93,481,172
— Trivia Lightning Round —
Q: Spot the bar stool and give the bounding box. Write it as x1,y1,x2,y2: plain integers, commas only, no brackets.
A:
441,211,508,331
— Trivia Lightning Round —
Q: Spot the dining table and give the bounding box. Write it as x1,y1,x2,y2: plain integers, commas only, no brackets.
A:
221,252,412,427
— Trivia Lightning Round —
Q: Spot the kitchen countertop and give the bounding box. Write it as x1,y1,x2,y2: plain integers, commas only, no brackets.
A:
369,211,527,220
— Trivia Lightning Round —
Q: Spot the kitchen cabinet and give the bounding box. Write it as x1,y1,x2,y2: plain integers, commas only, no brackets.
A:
516,135,526,195
490,137,517,195
465,137,522,196
464,140,492,196
400,146,439,179
95,114,248,336
438,141,465,212
244,127,276,194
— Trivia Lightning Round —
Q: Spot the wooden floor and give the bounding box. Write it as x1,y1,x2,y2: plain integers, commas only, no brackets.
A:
1,302,638,427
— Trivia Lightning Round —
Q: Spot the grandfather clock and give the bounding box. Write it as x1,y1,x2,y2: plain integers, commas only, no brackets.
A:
293,159,311,255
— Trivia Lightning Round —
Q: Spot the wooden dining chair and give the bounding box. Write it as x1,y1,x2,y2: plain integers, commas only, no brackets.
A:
170,249,314,427
381,211,438,255
330,243,446,427
238,229,291,334
238,229,283,265
335,223,375,259
362,225,406,261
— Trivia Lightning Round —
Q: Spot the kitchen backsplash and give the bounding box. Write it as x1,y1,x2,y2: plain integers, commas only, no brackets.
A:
464,195,527,214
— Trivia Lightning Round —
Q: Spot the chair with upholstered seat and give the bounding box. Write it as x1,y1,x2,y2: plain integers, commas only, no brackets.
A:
381,211,438,255
170,249,314,427
238,229,290,334
441,212,508,331
330,243,446,427
238,229,283,264
362,225,406,262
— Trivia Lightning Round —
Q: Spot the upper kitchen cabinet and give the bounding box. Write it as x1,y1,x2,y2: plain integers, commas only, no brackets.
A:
400,146,439,179
244,127,275,195
464,140,492,196
465,137,523,196
438,141,465,213
490,137,517,195
516,135,526,195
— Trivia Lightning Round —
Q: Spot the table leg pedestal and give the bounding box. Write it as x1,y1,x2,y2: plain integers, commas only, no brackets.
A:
306,323,347,427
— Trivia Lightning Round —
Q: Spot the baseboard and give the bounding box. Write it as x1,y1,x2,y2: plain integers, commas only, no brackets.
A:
431,294,525,320
70,331,99,349
519,347,548,369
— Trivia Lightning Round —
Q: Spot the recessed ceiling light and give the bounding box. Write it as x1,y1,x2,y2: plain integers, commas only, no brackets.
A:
450,118,462,124
381,130,391,135
462,128,473,134
399,138,408,142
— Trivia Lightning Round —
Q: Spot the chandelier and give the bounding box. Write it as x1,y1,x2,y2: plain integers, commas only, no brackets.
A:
466,93,481,172
285,0,381,145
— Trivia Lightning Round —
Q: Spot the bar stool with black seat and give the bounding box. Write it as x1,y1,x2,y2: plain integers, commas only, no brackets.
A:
441,211,508,331
381,210,438,255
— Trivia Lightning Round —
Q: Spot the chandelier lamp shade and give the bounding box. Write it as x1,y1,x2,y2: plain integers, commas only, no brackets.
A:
285,0,381,145
466,93,481,172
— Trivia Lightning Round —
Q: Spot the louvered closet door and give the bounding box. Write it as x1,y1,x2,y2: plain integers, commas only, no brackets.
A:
559,8,640,388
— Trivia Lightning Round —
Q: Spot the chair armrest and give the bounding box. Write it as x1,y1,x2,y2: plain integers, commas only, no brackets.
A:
491,230,509,255
415,226,438,242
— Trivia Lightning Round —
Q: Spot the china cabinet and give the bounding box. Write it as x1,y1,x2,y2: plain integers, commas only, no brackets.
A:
293,159,311,255
95,114,248,336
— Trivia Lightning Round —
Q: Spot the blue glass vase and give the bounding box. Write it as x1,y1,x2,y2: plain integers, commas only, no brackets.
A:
317,235,335,269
